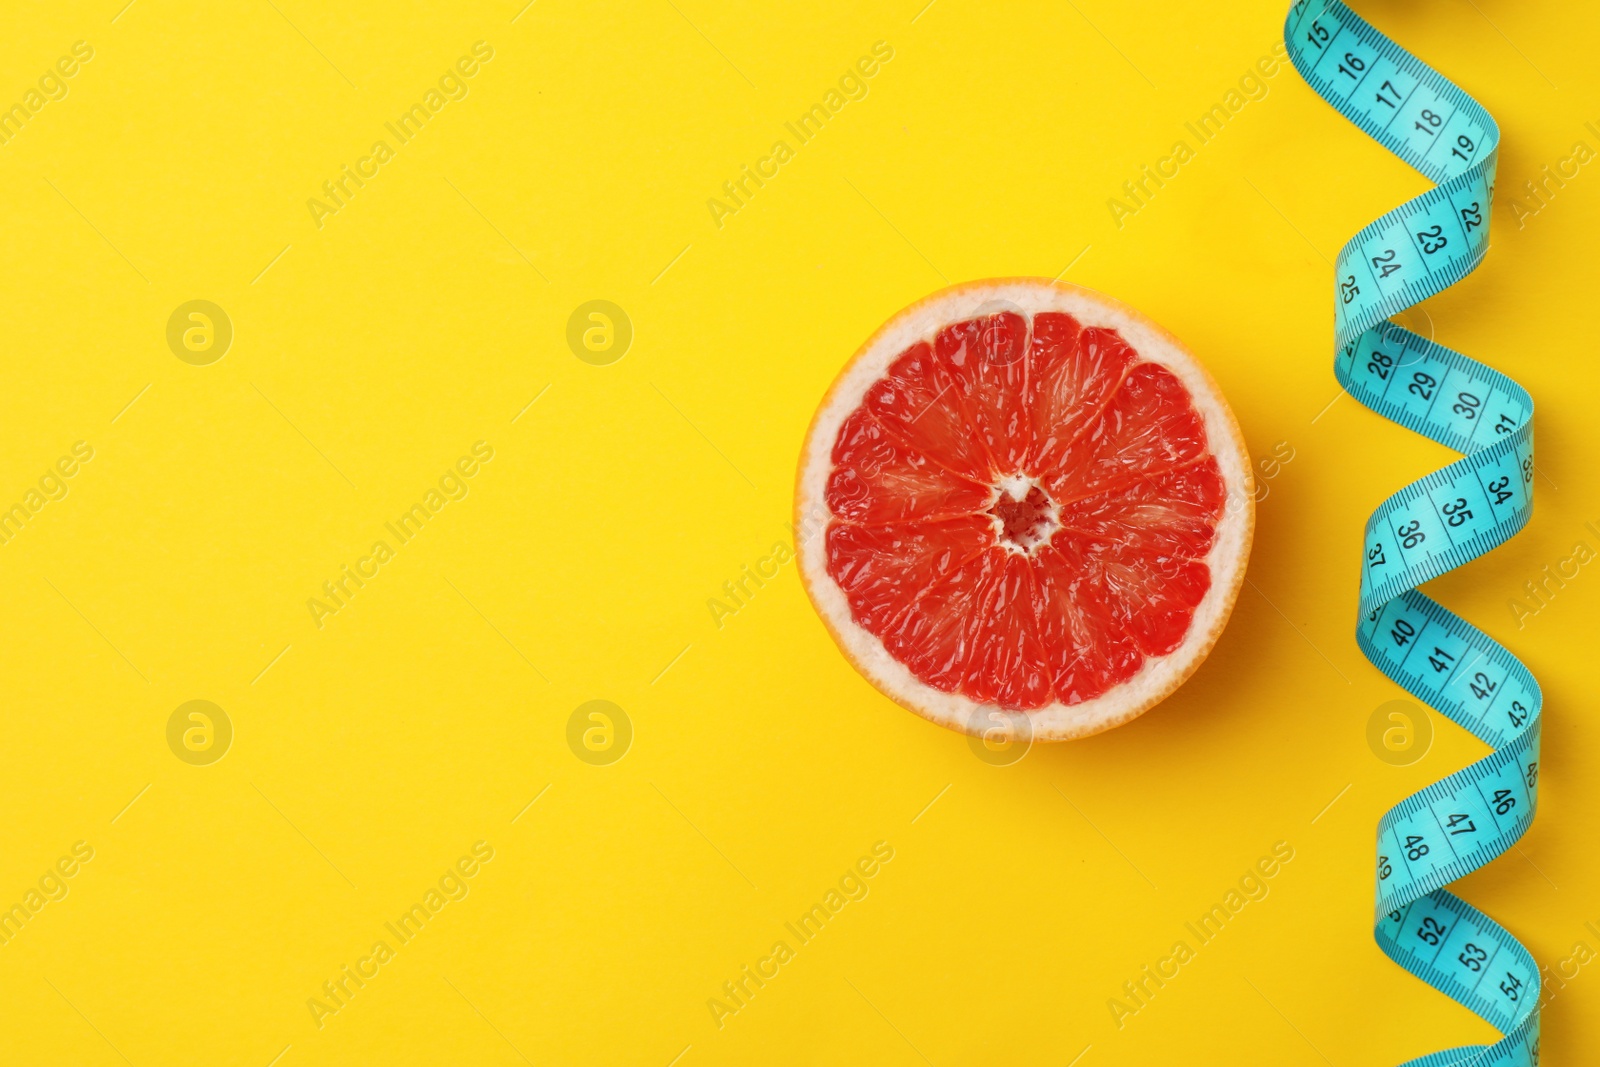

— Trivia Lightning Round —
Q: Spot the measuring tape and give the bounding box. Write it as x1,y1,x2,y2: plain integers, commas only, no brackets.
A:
1284,3,1541,1064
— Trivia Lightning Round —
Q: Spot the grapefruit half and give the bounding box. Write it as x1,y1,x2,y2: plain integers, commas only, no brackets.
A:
796,280,1253,741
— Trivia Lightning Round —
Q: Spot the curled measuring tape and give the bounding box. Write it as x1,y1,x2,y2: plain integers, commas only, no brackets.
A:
1284,3,1542,1064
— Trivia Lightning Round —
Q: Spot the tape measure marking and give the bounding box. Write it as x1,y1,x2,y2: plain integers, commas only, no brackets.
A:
1284,3,1541,1065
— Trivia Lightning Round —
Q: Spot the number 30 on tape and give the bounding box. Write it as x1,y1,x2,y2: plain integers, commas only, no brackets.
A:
1285,3,1542,1065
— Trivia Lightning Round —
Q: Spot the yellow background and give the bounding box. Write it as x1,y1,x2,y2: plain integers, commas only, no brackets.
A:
1,1,1596,1063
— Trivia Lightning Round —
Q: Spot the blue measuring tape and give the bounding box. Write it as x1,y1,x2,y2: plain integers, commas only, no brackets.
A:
1283,3,1541,1064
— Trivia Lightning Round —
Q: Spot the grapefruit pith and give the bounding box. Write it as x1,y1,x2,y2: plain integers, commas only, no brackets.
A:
796,280,1253,741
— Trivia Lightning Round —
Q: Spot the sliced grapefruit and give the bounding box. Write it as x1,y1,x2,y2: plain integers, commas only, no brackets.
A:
796,280,1253,741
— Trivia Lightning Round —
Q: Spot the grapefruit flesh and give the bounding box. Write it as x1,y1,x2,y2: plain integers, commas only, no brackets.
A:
797,280,1253,741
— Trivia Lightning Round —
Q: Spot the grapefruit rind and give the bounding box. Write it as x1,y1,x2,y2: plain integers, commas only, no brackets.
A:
795,279,1254,742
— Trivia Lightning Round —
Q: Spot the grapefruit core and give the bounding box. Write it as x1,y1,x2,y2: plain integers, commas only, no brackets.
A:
796,280,1253,741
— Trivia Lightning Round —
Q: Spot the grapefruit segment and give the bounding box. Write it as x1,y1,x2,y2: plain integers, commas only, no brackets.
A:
1030,537,1144,705
1061,460,1225,557
876,548,1001,694
1025,319,1135,479
797,280,1253,741
936,311,1032,474
825,407,993,525
825,517,993,635
960,553,1055,710
864,341,994,484
1090,540,1213,657
1040,362,1209,504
